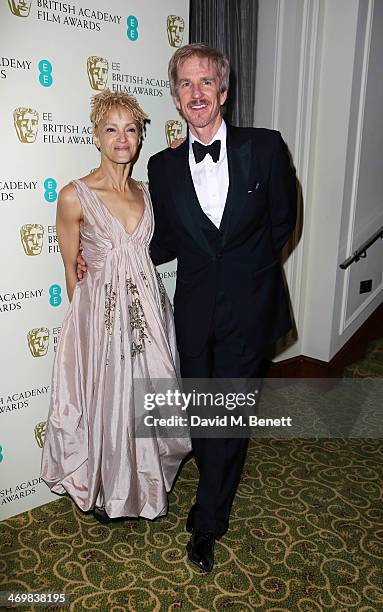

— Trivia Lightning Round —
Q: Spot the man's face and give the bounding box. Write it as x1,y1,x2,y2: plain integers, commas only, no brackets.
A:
14,109,39,143
28,328,49,357
174,56,227,134
89,59,108,90
167,16,185,47
21,224,44,255
8,0,31,17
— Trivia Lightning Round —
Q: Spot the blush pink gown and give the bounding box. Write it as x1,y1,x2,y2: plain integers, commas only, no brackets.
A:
41,179,191,519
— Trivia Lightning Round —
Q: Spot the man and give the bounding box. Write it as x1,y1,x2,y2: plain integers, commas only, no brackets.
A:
148,44,297,572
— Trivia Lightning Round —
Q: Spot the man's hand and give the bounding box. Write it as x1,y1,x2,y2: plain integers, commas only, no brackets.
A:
76,249,87,280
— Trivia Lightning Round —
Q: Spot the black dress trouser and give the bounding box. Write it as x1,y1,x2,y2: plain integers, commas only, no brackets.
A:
179,291,264,538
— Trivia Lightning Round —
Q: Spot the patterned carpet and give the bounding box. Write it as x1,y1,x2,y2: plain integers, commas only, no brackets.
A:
343,339,383,378
1,341,383,611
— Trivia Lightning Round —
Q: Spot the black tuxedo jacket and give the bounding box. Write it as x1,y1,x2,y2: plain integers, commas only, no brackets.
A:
148,124,297,357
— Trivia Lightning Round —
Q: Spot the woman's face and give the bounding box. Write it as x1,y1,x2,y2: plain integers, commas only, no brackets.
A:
94,105,140,164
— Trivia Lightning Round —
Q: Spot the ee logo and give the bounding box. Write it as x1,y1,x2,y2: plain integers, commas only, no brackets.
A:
127,15,138,41
44,178,57,202
38,59,53,87
0,445,3,464
49,284,62,307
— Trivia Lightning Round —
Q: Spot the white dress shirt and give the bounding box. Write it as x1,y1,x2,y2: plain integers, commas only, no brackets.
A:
189,120,229,228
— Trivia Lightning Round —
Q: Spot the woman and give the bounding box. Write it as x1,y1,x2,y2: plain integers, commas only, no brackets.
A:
41,89,191,523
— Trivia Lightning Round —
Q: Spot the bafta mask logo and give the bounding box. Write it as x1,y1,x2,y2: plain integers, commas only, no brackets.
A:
13,107,39,143
167,15,185,48
27,327,50,357
34,421,47,448
165,119,183,147
8,0,31,17
87,56,109,91
20,223,44,256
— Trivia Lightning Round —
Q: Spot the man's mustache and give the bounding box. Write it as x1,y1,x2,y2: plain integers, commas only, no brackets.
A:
187,99,210,109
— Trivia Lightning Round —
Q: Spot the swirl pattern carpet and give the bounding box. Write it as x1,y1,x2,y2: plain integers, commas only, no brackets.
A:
1,437,383,611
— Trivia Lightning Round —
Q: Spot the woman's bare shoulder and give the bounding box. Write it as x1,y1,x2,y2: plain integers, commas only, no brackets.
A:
59,181,76,201
57,182,82,218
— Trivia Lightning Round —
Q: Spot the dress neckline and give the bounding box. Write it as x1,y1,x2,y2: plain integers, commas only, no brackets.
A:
76,178,146,236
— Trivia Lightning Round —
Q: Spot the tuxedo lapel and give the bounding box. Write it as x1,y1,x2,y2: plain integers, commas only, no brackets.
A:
165,137,215,256
164,125,253,253
221,125,252,245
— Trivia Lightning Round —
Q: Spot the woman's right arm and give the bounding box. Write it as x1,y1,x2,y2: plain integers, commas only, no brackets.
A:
56,184,83,302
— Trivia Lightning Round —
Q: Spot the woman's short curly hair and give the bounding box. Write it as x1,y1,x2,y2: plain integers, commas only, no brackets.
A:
90,88,148,137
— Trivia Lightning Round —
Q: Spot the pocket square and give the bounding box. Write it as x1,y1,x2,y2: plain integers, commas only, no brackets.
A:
248,182,260,194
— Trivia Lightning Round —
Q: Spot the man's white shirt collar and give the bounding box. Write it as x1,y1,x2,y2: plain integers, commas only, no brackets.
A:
189,120,227,161
187,120,229,229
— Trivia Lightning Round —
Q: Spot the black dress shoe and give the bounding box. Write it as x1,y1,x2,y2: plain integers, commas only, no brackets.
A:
93,506,111,524
186,530,215,572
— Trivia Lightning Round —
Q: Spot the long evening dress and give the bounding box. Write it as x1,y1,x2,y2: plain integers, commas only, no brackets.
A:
41,179,190,519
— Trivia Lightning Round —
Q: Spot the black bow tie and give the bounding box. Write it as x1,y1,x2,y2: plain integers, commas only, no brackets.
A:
192,140,221,164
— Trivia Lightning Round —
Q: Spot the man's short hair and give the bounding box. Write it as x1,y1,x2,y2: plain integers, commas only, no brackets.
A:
168,43,230,98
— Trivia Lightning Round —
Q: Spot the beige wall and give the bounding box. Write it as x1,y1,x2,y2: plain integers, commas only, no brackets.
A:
255,0,383,362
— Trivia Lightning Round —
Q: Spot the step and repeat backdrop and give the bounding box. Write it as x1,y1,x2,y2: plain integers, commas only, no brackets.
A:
0,0,189,521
